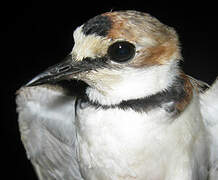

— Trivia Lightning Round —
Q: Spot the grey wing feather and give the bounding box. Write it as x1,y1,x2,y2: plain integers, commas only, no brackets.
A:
198,77,218,180
16,85,83,180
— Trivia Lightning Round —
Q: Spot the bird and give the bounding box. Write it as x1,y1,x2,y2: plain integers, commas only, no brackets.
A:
16,10,218,180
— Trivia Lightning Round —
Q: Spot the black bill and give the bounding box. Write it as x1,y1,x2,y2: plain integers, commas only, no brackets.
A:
25,55,81,87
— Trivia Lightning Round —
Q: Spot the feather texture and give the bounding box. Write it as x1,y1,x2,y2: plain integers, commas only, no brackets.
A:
200,78,218,180
15,10,218,180
16,85,83,180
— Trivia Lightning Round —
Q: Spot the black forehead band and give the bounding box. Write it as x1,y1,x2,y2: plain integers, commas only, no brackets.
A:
82,15,112,37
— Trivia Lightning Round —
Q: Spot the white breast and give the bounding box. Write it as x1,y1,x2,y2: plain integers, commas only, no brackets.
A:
76,93,209,180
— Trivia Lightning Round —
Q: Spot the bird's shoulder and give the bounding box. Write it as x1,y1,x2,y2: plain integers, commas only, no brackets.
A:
189,75,218,128
190,76,218,179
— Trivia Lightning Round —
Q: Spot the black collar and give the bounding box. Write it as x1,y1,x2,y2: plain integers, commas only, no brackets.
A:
79,76,189,114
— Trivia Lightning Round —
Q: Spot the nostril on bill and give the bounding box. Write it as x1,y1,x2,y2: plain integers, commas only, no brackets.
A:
56,65,72,74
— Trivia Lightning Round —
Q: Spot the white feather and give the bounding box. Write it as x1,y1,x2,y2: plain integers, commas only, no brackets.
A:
200,78,218,180
86,59,179,106
72,26,110,61
76,90,209,180
16,85,83,180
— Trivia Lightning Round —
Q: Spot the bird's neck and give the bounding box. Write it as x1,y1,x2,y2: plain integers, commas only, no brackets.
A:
84,62,193,114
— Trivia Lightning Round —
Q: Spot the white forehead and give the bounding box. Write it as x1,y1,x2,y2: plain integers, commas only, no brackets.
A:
71,26,111,61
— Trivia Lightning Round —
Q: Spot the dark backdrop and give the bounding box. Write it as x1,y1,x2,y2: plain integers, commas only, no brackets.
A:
2,1,217,179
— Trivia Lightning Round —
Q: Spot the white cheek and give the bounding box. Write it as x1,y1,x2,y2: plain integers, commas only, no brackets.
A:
86,59,179,106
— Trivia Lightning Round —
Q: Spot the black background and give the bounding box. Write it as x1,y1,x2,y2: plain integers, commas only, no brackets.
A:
2,0,217,179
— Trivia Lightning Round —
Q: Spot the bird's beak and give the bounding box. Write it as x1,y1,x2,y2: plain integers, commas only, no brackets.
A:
25,55,81,87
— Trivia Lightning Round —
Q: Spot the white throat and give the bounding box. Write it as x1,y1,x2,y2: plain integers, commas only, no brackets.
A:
86,60,180,106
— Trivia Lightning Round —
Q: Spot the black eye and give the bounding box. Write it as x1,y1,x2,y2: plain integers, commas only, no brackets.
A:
107,41,135,63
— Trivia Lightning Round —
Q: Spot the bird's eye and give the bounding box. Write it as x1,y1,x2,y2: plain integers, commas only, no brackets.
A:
107,41,135,63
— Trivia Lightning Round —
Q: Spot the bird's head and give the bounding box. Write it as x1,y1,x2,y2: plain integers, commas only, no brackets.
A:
26,10,183,106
